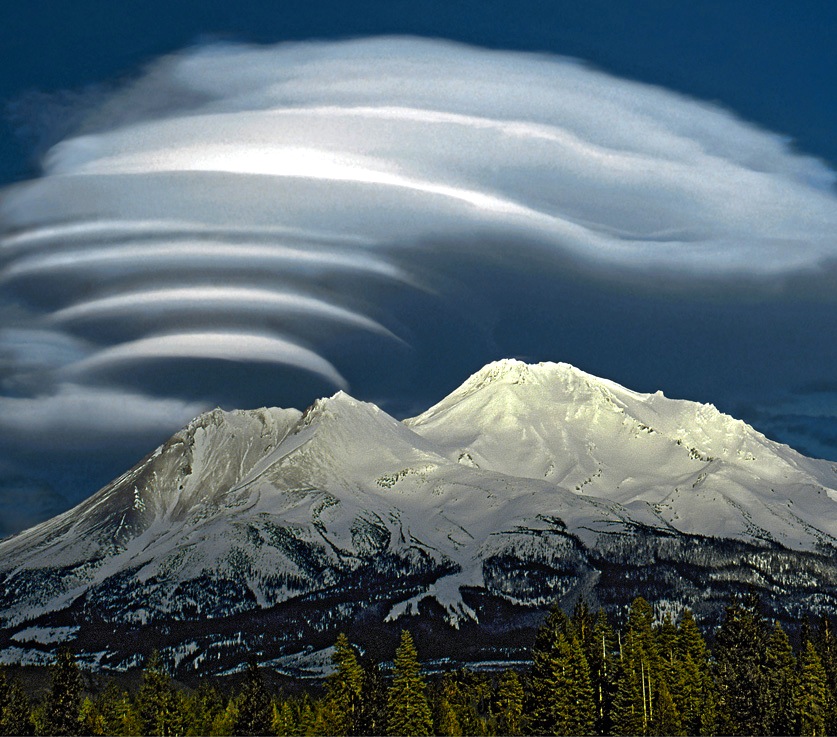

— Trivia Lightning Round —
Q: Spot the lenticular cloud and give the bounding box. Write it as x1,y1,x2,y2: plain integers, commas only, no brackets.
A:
2,36,837,453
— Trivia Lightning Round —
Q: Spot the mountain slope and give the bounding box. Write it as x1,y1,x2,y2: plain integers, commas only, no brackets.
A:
2,359,837,675
407,360,837,548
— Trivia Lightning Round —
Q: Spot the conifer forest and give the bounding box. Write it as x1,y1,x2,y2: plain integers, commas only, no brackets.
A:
1,595,836,736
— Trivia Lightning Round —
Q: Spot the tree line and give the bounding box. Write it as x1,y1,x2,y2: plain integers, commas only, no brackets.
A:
1,593,836,736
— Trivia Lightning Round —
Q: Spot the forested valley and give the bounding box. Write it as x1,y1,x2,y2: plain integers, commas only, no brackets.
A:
1,594,835,736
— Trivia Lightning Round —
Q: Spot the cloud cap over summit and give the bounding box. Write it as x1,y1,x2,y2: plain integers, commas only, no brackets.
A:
2,37,837,535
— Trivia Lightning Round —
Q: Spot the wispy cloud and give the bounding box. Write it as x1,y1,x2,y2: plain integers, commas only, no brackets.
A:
0,383,206,452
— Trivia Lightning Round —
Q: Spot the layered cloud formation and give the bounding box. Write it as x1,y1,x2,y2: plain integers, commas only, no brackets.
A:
2,37,837,532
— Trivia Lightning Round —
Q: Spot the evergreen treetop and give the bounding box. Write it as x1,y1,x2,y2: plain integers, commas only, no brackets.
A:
386,630,433,737
233,660,273,737
41,648,83,737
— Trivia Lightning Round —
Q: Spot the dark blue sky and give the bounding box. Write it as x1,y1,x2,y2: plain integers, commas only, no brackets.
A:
1,1,836,536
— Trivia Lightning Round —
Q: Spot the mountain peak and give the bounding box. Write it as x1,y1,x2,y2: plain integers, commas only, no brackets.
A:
411,359,615,426
450,358,539,400
180,405,301,435
472,358,534,382
296,389,380,428
456,358,614,394
3,357,837,674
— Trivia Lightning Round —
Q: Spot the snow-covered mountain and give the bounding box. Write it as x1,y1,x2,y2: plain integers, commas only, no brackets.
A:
2,359,837,676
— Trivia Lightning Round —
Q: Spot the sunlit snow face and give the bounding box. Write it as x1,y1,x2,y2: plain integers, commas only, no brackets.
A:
2,36,837,497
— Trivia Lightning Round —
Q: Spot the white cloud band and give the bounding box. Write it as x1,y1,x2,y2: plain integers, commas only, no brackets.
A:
2,35,837,465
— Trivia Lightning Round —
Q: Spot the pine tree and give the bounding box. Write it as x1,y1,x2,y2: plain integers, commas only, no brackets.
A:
527,606,595,736
813,616,837,736
764,621,797,736
312,699,341,736
432,670,491,736
95,681,138,737
435,696,462,736
42,648,83,736
134,650,182,736
650,678,682,737
627,599,657,646
586,608,619,736
572,599,595,650
212,698,239,737
386,630,433,736
627,598,665,686
671,610,715,736
185,681,226,736
801,618,813,657
78,697,105,736
796,640,827,737
655,614,678,671
495,670,524,736
653,611,683,736
713,593,770,735
0,668,33,736
356,661,388,737
609,658,645,736
233,660,273,736
271,700,296,737
271,694,315,737
296,699,316,736
320,633,364,736
608,598,664,736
